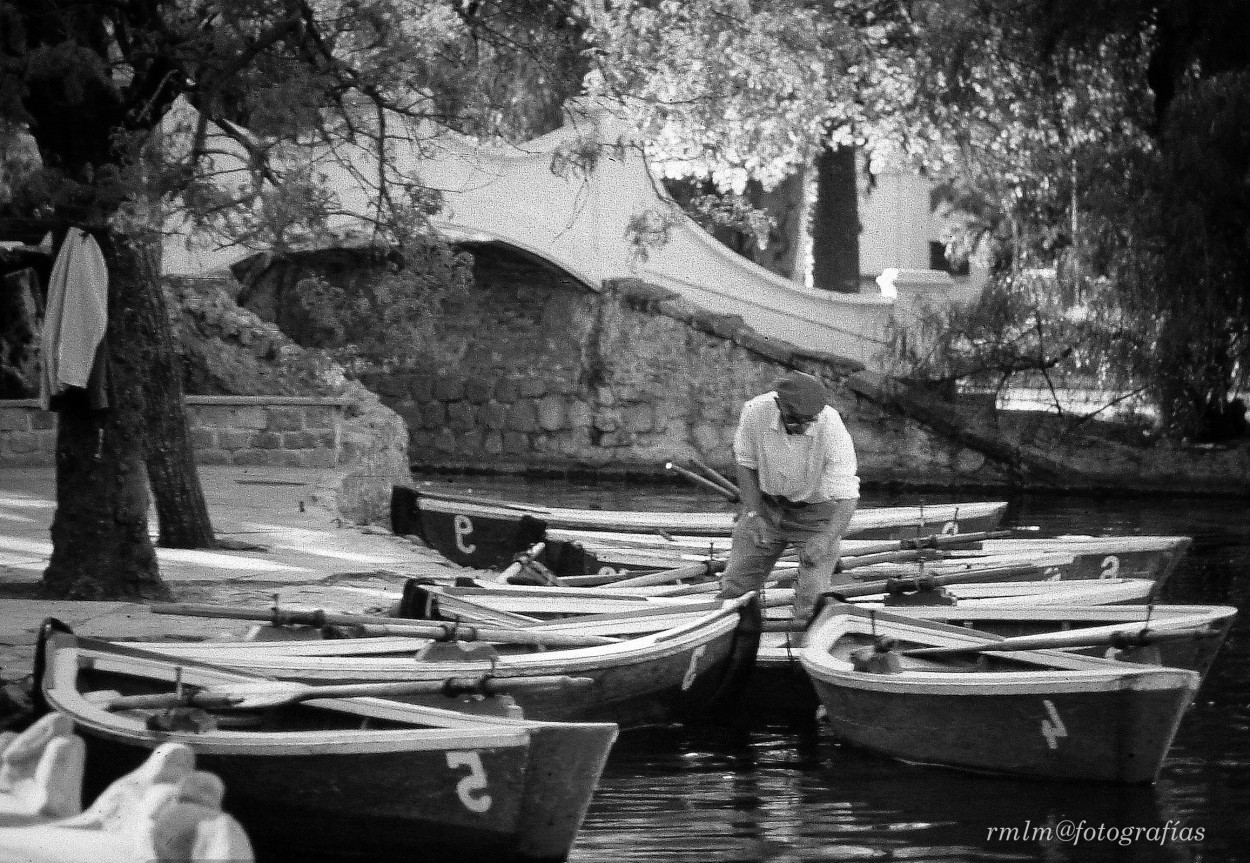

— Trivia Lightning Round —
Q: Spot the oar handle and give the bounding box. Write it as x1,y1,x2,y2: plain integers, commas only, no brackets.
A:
685,458,740,497
498,542,546,581
608,560,724,589
664,462,739,502
305,675,596,700
824,562,1043,600
901,624,1218,658
105,692,244,711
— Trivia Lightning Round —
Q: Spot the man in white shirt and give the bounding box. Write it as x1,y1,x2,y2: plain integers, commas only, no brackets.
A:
719,370,859,624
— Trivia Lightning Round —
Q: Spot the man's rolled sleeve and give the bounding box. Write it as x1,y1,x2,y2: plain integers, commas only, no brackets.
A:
822,414,860,500
733,402,760,469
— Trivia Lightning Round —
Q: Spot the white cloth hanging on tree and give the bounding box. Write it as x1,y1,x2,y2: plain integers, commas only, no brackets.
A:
39,227,109,409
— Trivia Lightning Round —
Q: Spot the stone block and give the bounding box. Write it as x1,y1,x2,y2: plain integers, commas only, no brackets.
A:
506,401,538,433
410,376,434,402
5,432,36,454
592,408,621,432
217,429,254,450
433,428,458,453
494,379,520,404
0,409,30,432
483,430,503,454
266,402,305,430
537,395,566,432
501,432,529,455
232,449,269,466
954,447,987,474
252,431,282,449
479,402,507,429
446,401,476,432
419,401,446,429
309,449,337,468
282,430,318,449
277,449,312,468
519,378,546,398
692,422,721,454
193,448,234,465
395,403,423,433
567,400,592,431
622,404,655,433
310,428,338,449
464,378,494,404
30,411,56,431
32,430,56,452
233,406,268,429
304,407,337,431
190,428,217,449
433,376,465,401
372,375,408,398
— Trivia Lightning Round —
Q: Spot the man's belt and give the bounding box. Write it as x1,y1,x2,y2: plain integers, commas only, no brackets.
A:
761,493,828,510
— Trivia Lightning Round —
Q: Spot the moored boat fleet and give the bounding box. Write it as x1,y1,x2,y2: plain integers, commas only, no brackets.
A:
3,484,1237,862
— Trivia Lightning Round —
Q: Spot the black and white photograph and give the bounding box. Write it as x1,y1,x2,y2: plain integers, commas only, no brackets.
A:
1,1,1248,861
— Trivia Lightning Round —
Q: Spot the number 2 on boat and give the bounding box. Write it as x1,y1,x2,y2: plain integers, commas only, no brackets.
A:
453,515,477,555
1099,555,1121,579
941,521,959,535
1040,699,1068,750
447,751,492,812
682,646,707,690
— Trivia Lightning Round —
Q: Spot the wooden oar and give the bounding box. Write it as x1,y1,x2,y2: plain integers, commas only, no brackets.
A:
496,541,548,583
149,603,621,648
901,624,1219,658
589,560,724,590
685,458,740,498
822,561,1046,600
665,462,738,501
837,530,1019,568
105,674,594,712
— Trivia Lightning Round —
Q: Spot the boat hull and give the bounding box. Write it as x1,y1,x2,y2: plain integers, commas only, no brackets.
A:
37,629,617,863
393,487,1008,571
807,678,1195,783
135,599,762,730
800,608,1199,783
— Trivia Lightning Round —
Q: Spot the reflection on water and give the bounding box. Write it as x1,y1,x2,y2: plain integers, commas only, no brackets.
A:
411,473,1250,863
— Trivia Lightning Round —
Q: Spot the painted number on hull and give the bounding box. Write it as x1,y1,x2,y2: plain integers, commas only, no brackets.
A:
447,751,492,813
1100,555,1121,579
453,514,477,555
598,566,628,578
941,521,959,535
682,646,708,691
1041,699,1069,750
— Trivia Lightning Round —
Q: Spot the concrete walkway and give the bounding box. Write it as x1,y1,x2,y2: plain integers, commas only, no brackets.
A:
0,466,462,684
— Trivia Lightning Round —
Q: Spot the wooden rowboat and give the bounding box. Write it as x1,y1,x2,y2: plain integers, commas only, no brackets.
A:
530,532,1194,584
361,574,1167,726
391,486,1009,570
138,594,762,730
35,623,618,863
0,718,253,863
799,605,1200,783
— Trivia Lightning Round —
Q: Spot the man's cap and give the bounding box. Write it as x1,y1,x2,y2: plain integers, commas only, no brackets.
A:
773,371,828,417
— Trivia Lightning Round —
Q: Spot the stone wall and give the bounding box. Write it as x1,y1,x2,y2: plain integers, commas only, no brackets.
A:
341,245,1012,487
0,396,345,468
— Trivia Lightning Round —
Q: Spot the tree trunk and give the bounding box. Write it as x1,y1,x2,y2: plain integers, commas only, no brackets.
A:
43,233,171,600
135,240,217,548
810,144,862,293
